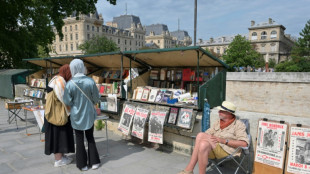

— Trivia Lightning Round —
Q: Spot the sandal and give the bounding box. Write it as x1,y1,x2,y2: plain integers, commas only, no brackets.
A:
178,170,194,174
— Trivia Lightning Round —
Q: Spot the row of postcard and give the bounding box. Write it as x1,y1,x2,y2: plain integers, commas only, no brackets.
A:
96,82,120,95
132,86,188,103
24,89,45,99
30,78,46,88
118,104,194,144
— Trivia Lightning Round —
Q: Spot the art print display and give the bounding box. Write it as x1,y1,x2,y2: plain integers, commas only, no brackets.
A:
33,110,44,131
118,104,136,135
131,107,149,139
167,107,179,124
254,120,287,169
286,126,310,173
148,110,167,144
176,108,193,129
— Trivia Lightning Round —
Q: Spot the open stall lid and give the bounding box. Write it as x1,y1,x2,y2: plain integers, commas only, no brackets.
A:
123,46,229,68
24,46,228,69
23,51,143,69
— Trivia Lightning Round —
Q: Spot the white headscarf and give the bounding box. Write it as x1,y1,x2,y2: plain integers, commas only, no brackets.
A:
70,59,85,77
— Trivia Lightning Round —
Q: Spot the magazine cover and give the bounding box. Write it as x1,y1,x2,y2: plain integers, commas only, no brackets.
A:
254,120,287,169
148,88,159,102
154,90,165,102
286,126,310,173
167,107,179,124
118,104,136,135
176,108,193,129
131,107,149,139
148,110,167,144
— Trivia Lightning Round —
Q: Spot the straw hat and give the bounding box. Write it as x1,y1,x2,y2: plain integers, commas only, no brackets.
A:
217,101,236,114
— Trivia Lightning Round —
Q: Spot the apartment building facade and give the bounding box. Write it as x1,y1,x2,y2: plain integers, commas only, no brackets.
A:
198,18,295,63
49,12,145,56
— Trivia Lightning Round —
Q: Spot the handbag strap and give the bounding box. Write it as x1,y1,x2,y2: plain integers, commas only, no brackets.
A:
71,80,93,105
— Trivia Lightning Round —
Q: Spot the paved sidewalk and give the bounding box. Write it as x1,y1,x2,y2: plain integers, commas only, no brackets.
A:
0,99,243,174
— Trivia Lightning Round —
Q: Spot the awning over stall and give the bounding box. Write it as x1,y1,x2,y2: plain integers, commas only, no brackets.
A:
23,46,229,69
0,69,32,99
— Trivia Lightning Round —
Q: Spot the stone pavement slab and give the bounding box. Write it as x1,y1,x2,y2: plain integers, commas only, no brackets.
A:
0,99,245,174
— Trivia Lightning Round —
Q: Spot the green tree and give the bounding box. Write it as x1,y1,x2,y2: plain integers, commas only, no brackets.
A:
275,20,310,72
79,35,119,54
268,58,276,68
223,35,264,71
0,0,116,69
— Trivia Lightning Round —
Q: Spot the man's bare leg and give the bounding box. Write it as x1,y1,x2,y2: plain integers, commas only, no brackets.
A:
184,133,213,172
197,140,213,174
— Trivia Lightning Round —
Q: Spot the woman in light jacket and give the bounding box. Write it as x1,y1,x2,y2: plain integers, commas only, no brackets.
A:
63,59,100,171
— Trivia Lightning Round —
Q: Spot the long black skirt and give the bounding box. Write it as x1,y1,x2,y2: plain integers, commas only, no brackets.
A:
44,116,75,155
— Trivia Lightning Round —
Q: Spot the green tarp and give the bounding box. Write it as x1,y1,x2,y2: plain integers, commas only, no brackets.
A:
0,69,31,99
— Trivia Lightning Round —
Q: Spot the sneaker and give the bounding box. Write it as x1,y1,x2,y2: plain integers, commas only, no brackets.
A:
81,166,88,171
54,156,73,167
92,163,100,170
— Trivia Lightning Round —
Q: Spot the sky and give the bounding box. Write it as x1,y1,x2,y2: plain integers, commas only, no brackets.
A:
96,0,310,42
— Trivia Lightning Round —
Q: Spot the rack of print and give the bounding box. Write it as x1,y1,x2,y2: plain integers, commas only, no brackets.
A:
22,105,45,141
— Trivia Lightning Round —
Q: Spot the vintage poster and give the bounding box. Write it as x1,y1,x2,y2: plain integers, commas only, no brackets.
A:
148,110,167,144
33,110,45,131
118,104,136,135
286,126,310,174
167,107,179,124
176,108,193,129
131,107,149,139
254,120,287,169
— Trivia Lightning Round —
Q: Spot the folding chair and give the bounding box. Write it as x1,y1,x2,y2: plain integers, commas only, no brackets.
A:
207,119,251,174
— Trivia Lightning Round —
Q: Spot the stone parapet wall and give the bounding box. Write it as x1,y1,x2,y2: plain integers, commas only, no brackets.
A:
226,72,310,118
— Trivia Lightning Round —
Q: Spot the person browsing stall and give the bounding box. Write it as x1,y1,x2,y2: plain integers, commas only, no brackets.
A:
44,64,75,167
63,59,101,171
178,101,249,174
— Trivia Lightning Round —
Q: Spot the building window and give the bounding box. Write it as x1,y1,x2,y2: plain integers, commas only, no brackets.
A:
261,43,266,52
59,45,62,52
252,32,257,40
70,25,72,31
76,33,78,40
136,41,137,46
65,35,67,41
87,25,89,31
65,27,67,32
130,40,131,45
158,40,160,43
71,44,73,51
75,25,78,30
271,30,277,39
76,43,79,50
70,34,73,40
125,48,127,51
87,34,90,40
118,39,120,44
139,35,140,39
66,44,68,51
217,48,220,54
92,26,94,31
97,27,99,32
139,42,140,46
261,31,267,40
125,40,127,45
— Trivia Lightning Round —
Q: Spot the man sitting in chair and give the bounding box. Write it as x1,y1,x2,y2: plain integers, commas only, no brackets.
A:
178,101,249,174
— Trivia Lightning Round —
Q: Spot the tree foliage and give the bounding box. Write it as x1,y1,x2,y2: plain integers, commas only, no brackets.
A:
79,35,119,54
223,35,264,71
275,20,310,72
0,0,116,68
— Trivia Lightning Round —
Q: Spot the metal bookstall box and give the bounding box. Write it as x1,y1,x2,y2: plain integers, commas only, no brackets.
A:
0,69,33,99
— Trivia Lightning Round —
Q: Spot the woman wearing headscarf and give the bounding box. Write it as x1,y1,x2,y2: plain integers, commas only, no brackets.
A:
63,59,100,171
44,64,75,167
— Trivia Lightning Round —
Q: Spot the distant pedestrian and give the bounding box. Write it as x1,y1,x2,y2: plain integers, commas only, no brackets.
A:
44,64,75,167
63,59,101,171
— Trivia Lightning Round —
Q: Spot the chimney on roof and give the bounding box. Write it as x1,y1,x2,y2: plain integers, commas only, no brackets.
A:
210,37,214,43
269,18,273,24
222,37,226,42
251,20,255,26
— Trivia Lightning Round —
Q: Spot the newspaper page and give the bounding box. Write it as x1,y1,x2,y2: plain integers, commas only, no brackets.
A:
33,110,44,131
148,110,167,144
287,126,310,174
254,120,287,168
131,107,149,139
118,104,136,135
